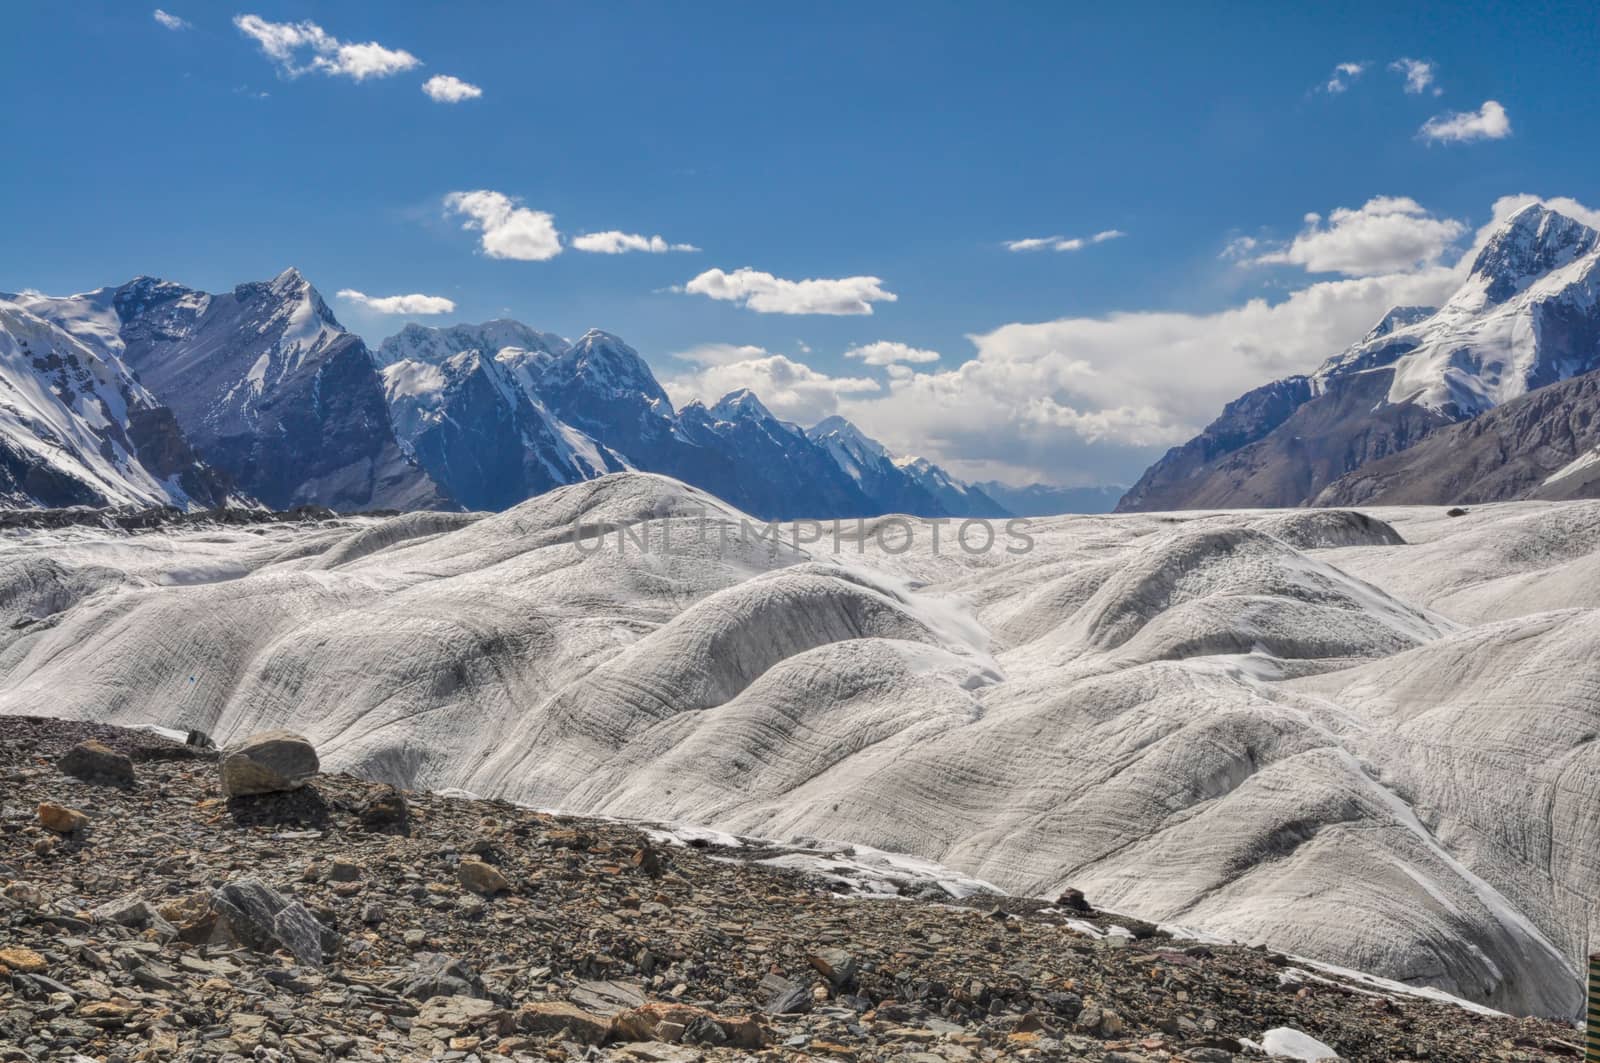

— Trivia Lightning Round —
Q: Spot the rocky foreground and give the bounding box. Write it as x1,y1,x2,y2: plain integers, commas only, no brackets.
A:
0,718,1586,1063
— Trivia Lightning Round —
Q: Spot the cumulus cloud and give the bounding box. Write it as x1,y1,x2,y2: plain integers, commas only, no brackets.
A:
234,14,419,80
1420,100,1512,143
572,231,699,254
1323,61,1367,94
1005,230,1125,253
1389,57,1438,95
443,190,562,261
1249,196,1466,276
681,268,897,315
422,75,483,103
844,341,941,366
664,347,880,424
336,290,457,315
153,9,189,30
834,263,1462,483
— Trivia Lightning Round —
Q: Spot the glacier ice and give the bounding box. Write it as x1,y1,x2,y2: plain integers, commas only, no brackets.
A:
0,472,1595,1018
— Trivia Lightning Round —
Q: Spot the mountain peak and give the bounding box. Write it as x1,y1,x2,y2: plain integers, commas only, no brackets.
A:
556,328,669,405
807,415,889,459
1470,203,1600,303
1364,305,1436,341
709,387,774,422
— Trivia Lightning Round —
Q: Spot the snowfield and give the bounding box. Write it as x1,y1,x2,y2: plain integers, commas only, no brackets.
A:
1,472,1595,1019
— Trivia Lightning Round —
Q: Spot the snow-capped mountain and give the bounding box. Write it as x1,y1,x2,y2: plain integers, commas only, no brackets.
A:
0,298,233,509
807,416,1008,517
2,270,1011,519
20,270,447,512
377,320,1002,520
673,390,876,518
892,455,1010,518
1119,203,1600,511
381,347,624,511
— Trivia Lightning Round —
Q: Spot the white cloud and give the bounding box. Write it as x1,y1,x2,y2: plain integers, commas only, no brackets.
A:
681,268,896,315
1420,100,1512,143
810,192,1599,485
833,263,1462,483
153,9,189,30
664,348,880,424
1006,230,1125,253
336,289,456,315
422,75,483,103
1323,61,1367,94
1388,57,1438,95
1220,235,1259,260
572,231,700,254
443,190,562,261
1249,196,1466,276
844,341,941,366
234,14,419,80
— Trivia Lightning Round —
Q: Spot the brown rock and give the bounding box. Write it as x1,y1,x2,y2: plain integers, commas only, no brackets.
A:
0,947,48,973
518,1001,611,1044
80,1000,139,1027
457,858,510,895
38,802,90,833
157,892,218,943
611,1002,767,1049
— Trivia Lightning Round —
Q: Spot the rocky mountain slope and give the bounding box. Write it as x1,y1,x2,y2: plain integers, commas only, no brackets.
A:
1316,370,1600,505
1,473,1596,1020
0,299,234,510
1119,204,1600,512
13,271,447,512
1,716,1584,1062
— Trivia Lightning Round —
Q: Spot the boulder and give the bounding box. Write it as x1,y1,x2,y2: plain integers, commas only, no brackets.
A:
518,1001,611,1044
808,947,857,988
210,878,336,965
58,741,135,787
457,858,510,895
38,803,89,833
219,731,318,797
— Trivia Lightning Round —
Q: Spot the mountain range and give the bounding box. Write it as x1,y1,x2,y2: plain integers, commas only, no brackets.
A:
1118,203,1600,511
0,272,1019,519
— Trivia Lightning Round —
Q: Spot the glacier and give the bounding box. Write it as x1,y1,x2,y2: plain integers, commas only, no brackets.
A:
0,473,1595,1019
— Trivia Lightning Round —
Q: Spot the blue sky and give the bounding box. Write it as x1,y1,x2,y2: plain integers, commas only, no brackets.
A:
3,1,1597,485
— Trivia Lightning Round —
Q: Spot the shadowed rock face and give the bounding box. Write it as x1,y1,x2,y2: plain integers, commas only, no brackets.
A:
2,472,1597,1017
1316,369,1600,505
1122,369,1453,511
